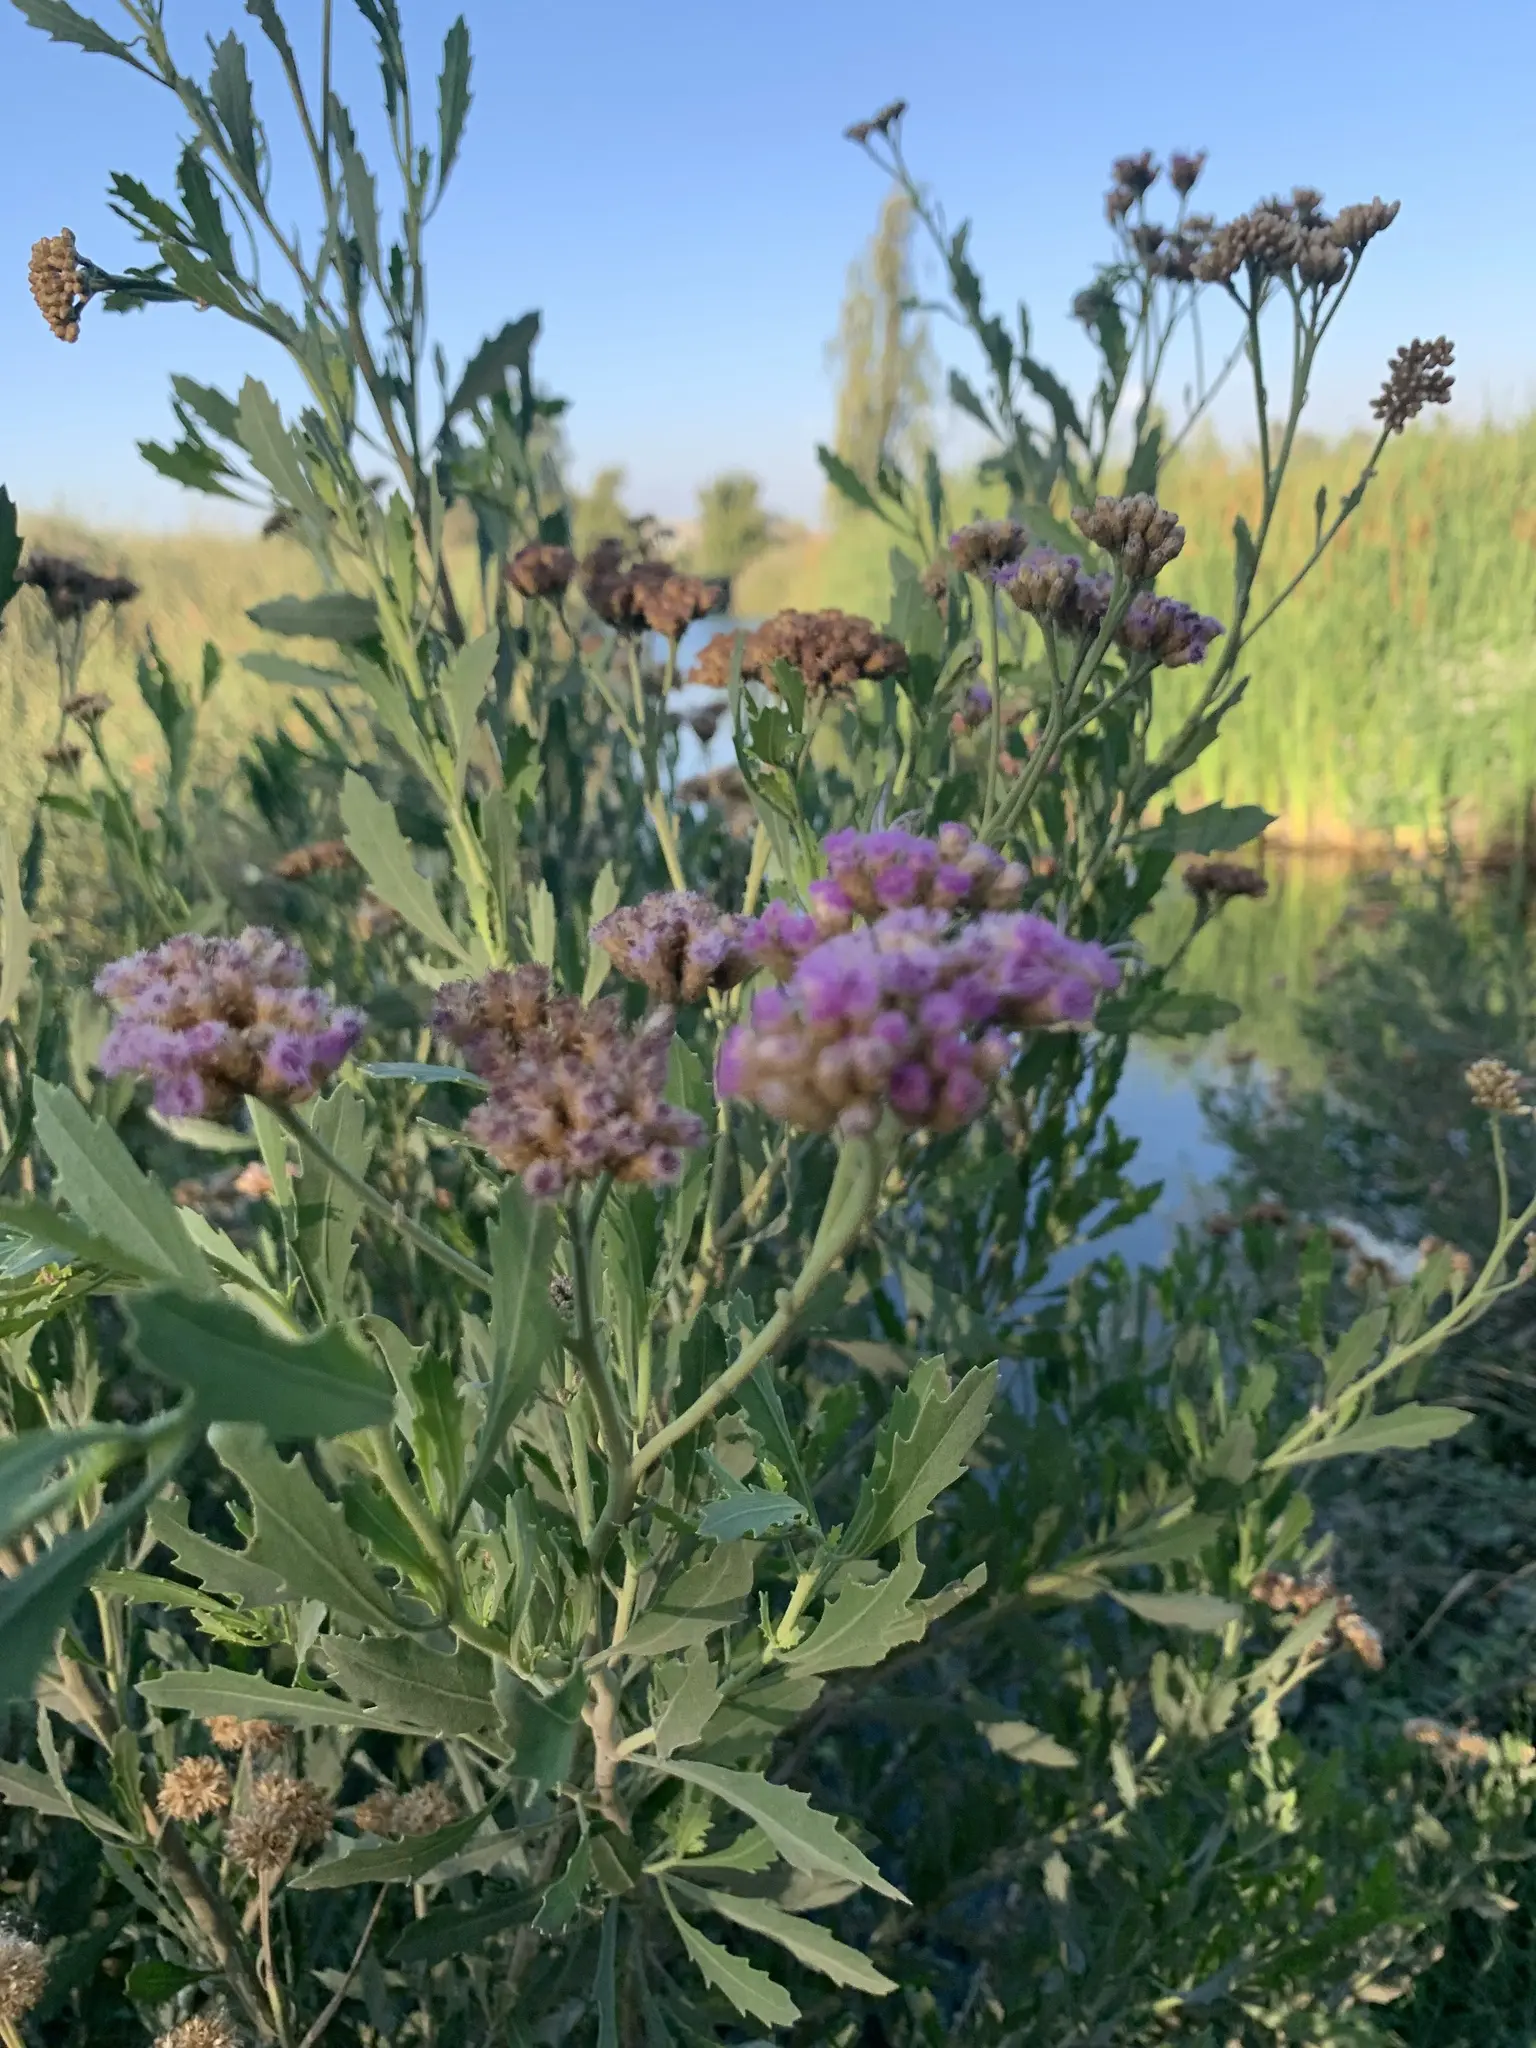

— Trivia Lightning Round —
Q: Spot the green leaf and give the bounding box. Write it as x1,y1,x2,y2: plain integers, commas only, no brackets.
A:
815,443,888,522
780,1549,928,1679
0,825,37,1025
125,1959,213,2004
1098,989,1241,1039
209,1423,399,1629
0,1757,94,1821
337,130,382,283
435,16,472,189
340,771,475,965
247,592,380,643
845,1357,997,1557
139,1668,370,1728
661,1887,799,2029
0,1485,153,1704
676,1827,776,1875
1110,1589,1240,1633
145,1494,286,1609
1265,1404,1472,1468
670,1878,897,1995
583,861,621,1000
11,0,135,61
643,1758,906,1902
441,629,498,796
0,1196,155,1282
237,379,318,515
1233,512,1259,603
30,1084,212,1292
443,313,541,425
208,31,260,184
696,1488,807,1543
0,1425,132,1546
320,1635,498,1738
653,1645,720,1759
494,1667,586,1787
947,370,994,435
1324,1307,1391,1401
1094,1513,1223,1571
176,147,236,272
979,1719,1079,1768
293,1085,372,1318
239,651,354,692
390,1883,539,1963
598,1541,755,1664
734,1366,816,1522
1137,802,1275,855
533,1836,592,1932
292,1808,487,1889
362,1061,483,1087
126,1292,391,1438
460,1185,560,1512
525,879,556,968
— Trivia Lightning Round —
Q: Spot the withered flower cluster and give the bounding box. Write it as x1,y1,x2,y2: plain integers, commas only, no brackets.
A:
678,765,755,837
1070,494,1185,578
1249,1569,1384,1669
157,1756,233,1823
62,690,112,725
29,228,90,341
353,1783,460,1837
844,99,907,144
1183,859,1268,904
434,964,705,1200
580,539,726,640
154,2013,241,2048
691,609,907,695
592,890,753,1005
269,837,356,882
1465,1055,1527,1115
205,1715,285,1755
1371,336,1455,435
224,1775,334,1875
947,520,1031,575
508,541,578,599
0,1929,47,2025
19,552,139,622
1195,188,1399,291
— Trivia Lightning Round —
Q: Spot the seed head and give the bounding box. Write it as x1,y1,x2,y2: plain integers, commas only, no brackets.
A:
20,552,139,622
43,741,83,772
155,2009,242,2048
352,1789,401,1836
62,691,112,726
204,1716,286,1756
269,838,355,881
29,229,89,341
592,891,754,1005
845,99,907,144
947,521,1030,576
0,1931,46,2023
1371,337,1455,435
580,542,724,641
1110,151,1158,198
1195,208,1304,285
1070,494,1185,578
507,542,578,600
690,610,907,695
158,1756,232,1822
1329,197,1400,251
225,1775,333,1875
1168,150,1207,196
393,1783,460,1836
1465,1056,1527,1115
1183,860,1267,903
94,928,365,1120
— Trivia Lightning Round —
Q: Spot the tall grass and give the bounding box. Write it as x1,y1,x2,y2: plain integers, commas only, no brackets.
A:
738,417,1536,847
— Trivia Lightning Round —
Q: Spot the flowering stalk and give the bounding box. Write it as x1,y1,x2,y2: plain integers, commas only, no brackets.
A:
568,1186,640,1569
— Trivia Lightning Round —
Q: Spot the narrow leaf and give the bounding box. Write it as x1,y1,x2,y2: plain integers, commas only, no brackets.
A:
237,379,317,514
696,1488,806,1543
247,592,380,643
11,0,135,62
435,16,471,189
1265,1404,1471,1468
139,1668,371,1728
846,1358,997,1557
32,1081,212,1292
671,1878,896,1995
292,1808,487,1889
661,1888,799,2028
440,629,498,796
1110,1589,1240,1632
340,771,475,964
597,1542,755,1664
644,1758,906,1902
979,1720,1079,1768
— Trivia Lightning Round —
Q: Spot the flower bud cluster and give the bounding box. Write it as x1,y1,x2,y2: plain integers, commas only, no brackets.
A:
593,891,753,1005
994,548,1113,634
1371,337,1455,435
20,551,138,622
354,1783,459,1837
1183,860,1267,903
1195,189,1399,291
435,965,705,1201
805,824,1029,932
225,1775,334,1874
1465,1056,1527,1115
1116,592,1225,667
690,609,907,695
1071,494,1185,578
507,542,578,599
154,2014,240,2048
95,930,366,1119
947,521,1031,575
29,228,89,341
580,540,725,640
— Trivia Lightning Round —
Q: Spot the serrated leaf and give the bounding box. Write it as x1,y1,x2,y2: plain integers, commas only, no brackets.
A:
443,313,540,425
209,1423,399,1629
126,1292,391,1438
1265,1404,1471,1468
1136,802,1275,855
247,592,380,643
145,1494,285,1608
670,1878,896,1995
208,31,260,185
0,1484,153,1704
845,1358,997,1557
340,771,475,965
239,651,354,692
456,1183,560,1516
293,1085,371,1318
677,1827,776,1874
389,1882,539,1963
139,436,241,499
1094,1513,1223,1571
979,1720,1079,1768
1324,1307,1391,1401
661,1888,799,2028
815,443,885,521
32,1084,212,1292
0,1757,97,1821
644,1758,905,1902
533,1836,592,1932
292,1808,487,1889
435,16,471,189
1110,1589,1240,1633
734,1366,816,1522
11,0,134,62
138,1667,369,1727
0,1425,132,1547
337,129,381,283
176,147,236,272
318,1634,498,1738
441,629,498,796
780,1548,927,1679
598,1542,755,1664
696,1488,806,1543
494,1667,586,1787
237,379,317,513
525,878,556,968
653,1645,720,1759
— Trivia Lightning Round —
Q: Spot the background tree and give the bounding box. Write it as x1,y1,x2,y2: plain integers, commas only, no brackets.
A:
695,469,774,583
826,189,935,508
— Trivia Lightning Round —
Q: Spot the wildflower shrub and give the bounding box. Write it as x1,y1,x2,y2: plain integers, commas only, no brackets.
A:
0,8,1530,2045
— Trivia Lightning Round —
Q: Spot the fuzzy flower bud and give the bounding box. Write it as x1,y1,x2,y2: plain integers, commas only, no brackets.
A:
1168,150,1207,196
1371,337,1455,434
1329,197,1400,251
995,548,1114,636
1183,860,1267,903
1465,1057,1528,1115
1070,494,1185,578
204,1716,285,1756
155,2014,241,2048
225,1776,333,1875
62,690,111,726
158,1757,232,1822
507,542,577,599
29,229,89,341
1115,592,1225,668
95,929,365,1120
0,1931,46,2023
947,521,1030,576
592,891,753,1005
690,609,906,695
1110,151,1158,198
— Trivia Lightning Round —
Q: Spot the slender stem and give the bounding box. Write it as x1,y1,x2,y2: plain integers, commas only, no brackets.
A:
979,582,1004,836
568,1196,637,1569
298,1888,386,2048
743,823,771,916
268,1100,490,1297
258,1872,293,2048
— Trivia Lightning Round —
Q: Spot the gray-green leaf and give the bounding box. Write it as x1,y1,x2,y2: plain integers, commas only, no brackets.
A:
596,1542,755,1664
340,772,477,965
33,1081,213,1293
247,592,380,643
661,1887,799,2028
1265,1403,1471,1468
669,1878,896,1995
845,1357,997,1557
292,1808,487,1889
643,1757,905,1901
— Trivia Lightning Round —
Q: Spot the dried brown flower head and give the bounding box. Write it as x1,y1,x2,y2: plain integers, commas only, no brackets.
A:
43,741,83,772
692,610,907,696
157,1756,232,1823
204,1716,286,1756
1183,860,1268,903
352,1789,402,1837
507,542,578,599
845,99,907,143
1371,336,1455,434
1111,151,1158,198
1195,208,1305,285
549,1270,576,1314
0,1931,47,2022
1168,150,1207,196
154,2008,241,2048
233,1161,276,1199
62,690,111,726
20,552,139,622
633,570,728,643
270,838,356,882
1070,494,1185,578
393,1783,460,1836
678,765,754,837
1465,1055,1527,1115
1330,197,1399,250
225,1775,333,1874
29,229,90,341
592,891,753,1005
947,520,1030,576
1250,1570,1383,1667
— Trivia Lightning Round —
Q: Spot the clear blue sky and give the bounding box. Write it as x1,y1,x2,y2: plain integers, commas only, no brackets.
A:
3,0,1532,531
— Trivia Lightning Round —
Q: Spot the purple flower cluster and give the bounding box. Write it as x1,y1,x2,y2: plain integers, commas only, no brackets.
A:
717,903,1120,1138
591,891,752,1006
1117,592,1225,668
434,965,705,1201
95,930,365,1119
994,546,1225,667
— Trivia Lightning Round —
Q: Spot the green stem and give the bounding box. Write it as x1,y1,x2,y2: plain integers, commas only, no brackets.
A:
268,1100,491,1298
978,581,1004,837
568,1195,636,1570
